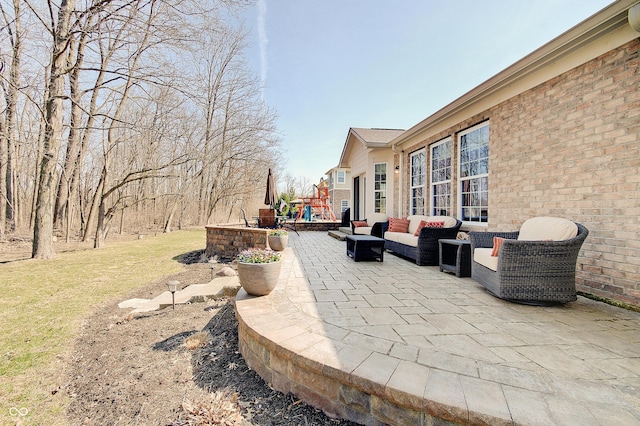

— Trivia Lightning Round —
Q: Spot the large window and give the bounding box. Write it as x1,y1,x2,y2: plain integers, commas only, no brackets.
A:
374,163,387,213
459,122,489,223
430,138,452,216
410,150,426,215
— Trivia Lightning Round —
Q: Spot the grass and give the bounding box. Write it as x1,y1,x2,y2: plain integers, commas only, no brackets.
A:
0,228,206,425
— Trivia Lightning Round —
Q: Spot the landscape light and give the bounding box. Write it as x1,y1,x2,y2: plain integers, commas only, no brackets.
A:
166,280,179,310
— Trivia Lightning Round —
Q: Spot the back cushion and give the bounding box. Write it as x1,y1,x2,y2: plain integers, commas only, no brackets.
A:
367,213,388,226
407,215,457,234
518,217,578,241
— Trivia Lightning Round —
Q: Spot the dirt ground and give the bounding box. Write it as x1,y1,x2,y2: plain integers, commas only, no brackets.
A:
62,251,358,425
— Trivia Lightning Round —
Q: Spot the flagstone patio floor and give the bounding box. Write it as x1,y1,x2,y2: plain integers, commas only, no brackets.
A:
234,231,640,425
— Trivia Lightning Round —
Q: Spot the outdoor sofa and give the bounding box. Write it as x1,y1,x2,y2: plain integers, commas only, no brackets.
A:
350,213,388,238
383,215,462,265
469,216,588,304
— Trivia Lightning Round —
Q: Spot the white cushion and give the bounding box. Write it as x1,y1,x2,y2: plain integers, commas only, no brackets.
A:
406,215,458,235
518,217,578,241
384,231,418,247
367,213,388,226
353,226,373,235
474,248,498,271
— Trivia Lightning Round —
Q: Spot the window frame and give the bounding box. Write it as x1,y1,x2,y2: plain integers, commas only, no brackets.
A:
430,137,452,217
373,162,387,214
337,170,345,184
458,121,489,225
410,149,426,215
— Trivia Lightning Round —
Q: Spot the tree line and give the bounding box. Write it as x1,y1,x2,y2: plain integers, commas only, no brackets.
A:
0,0,284,258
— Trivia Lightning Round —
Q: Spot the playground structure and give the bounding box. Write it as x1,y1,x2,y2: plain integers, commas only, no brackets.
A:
295,181,337,221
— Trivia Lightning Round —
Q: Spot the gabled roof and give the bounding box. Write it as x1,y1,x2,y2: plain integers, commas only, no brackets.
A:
337,127,405,168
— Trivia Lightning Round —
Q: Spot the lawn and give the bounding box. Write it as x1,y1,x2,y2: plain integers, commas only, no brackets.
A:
0,229,206,425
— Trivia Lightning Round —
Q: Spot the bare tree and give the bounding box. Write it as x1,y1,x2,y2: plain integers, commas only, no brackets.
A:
32,0,75,258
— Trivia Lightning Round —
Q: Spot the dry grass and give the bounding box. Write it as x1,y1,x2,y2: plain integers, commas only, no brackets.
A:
0,229,206,426
184,331,211,350
177,391,247,425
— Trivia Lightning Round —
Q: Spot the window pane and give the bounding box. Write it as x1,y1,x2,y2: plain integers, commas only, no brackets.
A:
459,124,489,223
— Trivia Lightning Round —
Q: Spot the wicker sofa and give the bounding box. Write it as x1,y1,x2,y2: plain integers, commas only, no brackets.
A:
469,217,588,305
383,215,462,266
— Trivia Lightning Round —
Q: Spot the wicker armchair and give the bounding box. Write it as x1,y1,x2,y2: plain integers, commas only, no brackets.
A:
469,221,588,304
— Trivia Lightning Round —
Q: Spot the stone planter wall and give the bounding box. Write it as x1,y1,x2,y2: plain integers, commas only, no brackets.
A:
205,224,269,259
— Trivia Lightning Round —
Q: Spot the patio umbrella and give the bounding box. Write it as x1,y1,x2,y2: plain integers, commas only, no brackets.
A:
264,168,277,208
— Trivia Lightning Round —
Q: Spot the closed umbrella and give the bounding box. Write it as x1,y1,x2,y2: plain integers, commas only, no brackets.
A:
264,168,277,208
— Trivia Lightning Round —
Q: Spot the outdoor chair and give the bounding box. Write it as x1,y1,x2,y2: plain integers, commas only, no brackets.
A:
469,217,588,305
351,213,388,238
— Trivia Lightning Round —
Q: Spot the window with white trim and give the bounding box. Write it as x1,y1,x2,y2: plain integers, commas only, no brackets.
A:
341,199,348,212
430,138,452,216
374,163,387,213
459,122,489,223
337,171,345,184
410,149,426,215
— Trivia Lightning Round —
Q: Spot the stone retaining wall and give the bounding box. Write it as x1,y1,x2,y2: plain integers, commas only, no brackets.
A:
205,225,269,259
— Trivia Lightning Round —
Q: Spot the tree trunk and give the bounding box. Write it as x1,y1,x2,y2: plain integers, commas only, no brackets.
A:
32,0,75,259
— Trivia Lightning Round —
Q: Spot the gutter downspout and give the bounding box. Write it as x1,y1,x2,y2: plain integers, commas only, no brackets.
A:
392,143,402,218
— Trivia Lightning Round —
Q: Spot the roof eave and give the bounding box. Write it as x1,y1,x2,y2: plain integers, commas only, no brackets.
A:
391,0,637,148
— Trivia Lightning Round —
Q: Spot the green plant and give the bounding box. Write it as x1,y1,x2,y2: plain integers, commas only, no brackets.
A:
269,229,288,236
236,248,281,263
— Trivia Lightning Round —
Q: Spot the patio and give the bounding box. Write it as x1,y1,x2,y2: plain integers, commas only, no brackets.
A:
234,231,640,425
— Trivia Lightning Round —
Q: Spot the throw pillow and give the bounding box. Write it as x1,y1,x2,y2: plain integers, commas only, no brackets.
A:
388,217,410,233
425,221,445,228
491,237,505,256
352,220,368,228
414,220,428,236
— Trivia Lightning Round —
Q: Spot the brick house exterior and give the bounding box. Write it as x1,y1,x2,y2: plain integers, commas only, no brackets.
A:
388,2,640,307
325,167,351,221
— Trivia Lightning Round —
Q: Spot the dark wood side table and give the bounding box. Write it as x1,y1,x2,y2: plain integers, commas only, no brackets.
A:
439,239,472,277
346,235,385,262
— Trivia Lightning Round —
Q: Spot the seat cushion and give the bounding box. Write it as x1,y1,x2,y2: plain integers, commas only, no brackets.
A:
384,231,418,247
353,226,373,235
474,248,498,271
518,217,578,241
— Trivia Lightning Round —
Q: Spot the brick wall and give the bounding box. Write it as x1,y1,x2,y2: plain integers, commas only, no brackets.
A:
401,39,640,307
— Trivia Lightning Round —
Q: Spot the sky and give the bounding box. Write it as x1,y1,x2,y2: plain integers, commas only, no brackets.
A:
240,0,613,187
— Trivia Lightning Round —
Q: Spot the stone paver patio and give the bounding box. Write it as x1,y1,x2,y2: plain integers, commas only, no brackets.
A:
234,231,640,425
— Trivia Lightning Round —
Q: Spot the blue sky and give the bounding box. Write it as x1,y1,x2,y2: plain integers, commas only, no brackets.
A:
241,0,612,186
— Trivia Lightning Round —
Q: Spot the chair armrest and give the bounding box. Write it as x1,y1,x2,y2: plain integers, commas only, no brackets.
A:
469,231,519,249
371,221,388,238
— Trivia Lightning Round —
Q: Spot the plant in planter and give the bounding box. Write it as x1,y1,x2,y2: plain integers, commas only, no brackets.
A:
236,248,282,296
268,229,288,251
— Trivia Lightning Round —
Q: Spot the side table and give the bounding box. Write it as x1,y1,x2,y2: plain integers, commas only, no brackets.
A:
439,239,471,277
346,235,385,262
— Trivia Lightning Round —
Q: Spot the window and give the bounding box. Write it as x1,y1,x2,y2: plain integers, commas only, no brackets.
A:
430,138,452,216
459,122,489,223
374,163,387,213
410,150,426,215
337,171,345,184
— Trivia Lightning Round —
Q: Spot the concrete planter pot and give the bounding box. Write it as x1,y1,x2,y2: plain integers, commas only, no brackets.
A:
237,261,282,296
268,235,288,251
